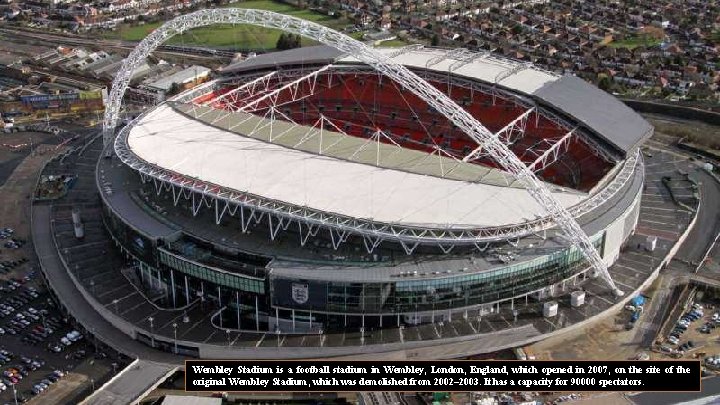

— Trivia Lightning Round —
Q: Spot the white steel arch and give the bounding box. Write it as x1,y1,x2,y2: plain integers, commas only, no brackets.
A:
102,8,622,296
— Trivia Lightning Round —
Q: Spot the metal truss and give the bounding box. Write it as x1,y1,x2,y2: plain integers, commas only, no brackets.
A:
528,129,576,173
386,44,425,59
102,9,628,294
198,71,277,108
190,64,620,166
463,107,535,162
494,62,532,84
238,65,332,113
425,48,469,69
449,50,489,71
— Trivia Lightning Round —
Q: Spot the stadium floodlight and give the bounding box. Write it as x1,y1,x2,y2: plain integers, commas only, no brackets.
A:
102,8,623,296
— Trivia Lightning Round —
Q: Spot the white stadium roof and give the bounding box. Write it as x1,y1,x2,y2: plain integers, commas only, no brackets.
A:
337,47,558,95
126,104,586,228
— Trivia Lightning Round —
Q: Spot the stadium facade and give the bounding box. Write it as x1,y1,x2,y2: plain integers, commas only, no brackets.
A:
99,45,651,336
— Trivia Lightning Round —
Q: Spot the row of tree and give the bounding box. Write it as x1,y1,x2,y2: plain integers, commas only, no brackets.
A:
276,33,302,50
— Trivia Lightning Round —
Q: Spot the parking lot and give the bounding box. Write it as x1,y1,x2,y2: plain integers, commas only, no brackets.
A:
0,235,131,405
0,126,129,404
654,290,720,364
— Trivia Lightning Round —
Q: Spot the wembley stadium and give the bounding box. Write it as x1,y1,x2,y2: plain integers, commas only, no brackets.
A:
98,41,652,342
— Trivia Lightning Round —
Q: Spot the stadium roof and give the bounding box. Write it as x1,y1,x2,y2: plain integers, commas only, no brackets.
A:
222,46,343,73
174,103,532,188
223,46,652,157
533,75,654,153
126,104,586,228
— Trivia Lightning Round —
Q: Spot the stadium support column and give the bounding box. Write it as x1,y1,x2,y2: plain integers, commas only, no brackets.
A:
255,296,259,331
236,292,241,330
275,307,279,332
170,270,176,308
184,276,190,306
218,286,222,329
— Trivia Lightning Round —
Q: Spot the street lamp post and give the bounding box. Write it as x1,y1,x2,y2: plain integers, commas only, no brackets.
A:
226,329,231,347
172,322,178,354
148,316,155,348
197,291,204,311
92,327,98,353
112,299,119,314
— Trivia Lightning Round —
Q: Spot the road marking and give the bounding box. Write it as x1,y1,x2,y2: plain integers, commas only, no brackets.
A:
483,319,496,332
255,333,266,347
641,207,680,212
639,219,679,227
467,319,477,334
586,289,614,306
615,258,652,267
642,212,679,220
202,330,217,343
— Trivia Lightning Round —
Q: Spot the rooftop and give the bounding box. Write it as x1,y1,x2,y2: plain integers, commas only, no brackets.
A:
145,65,211,92
124,103,586,229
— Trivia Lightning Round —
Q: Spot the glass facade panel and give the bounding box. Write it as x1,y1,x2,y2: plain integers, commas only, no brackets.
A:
158,249,264,294
272,234,604,314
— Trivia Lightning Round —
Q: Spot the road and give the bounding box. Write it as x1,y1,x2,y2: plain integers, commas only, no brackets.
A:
678,169,720,264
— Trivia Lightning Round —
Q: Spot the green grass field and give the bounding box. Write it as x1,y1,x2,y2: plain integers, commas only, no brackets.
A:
376,39,410,47
609,35,662,50
112,0,348,49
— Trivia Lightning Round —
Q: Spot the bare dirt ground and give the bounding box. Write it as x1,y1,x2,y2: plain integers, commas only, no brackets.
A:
644,114,720,150
571,392,634,405
530,313,644,361
25,371,88,405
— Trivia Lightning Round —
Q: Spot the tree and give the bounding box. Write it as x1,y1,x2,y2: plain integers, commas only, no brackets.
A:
597,75,612,91
168,82,181,95
277,33,301,50
276,33,288,50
